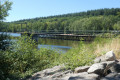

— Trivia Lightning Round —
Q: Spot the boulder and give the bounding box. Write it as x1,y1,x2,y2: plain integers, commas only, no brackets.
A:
102,61,116,75
94,51,116,63
94,55,106,63
88,61,116,76
110,62,120,73
87,62,107,75
68,72,100,80
100,77,116,80
105,51,116,61
101,73,120,80
43,65,65,75
74,66,90,73
105,72,118,78
51,70,72,78
115,73,120,78
28,65,65,80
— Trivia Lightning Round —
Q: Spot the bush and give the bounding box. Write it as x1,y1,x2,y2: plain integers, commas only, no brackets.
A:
0,33,11,51
59,41,96,70
0,35,60,79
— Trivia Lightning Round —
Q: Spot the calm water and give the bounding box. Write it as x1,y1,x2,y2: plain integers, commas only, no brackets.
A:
0,32,21,37
37,38,80,53
0,32,80,53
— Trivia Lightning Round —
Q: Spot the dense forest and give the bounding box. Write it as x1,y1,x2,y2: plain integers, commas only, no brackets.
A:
1,8,120,33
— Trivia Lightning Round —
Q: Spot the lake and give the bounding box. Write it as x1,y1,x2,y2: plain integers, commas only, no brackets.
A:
0,32,80,53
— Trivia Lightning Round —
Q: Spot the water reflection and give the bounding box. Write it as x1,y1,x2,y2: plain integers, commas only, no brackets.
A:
37,38,80,53
38,38,80,47
38,45,72,53
0,32,21,37
0,32,80,53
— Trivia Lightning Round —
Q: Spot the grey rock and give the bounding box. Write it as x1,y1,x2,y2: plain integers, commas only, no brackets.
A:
100,77,116,80
94,51,116,63
102,61,116,75
27,65,65,80
44,65,65,75
39,76,52,80
74,66,90,73
87,63,107,75
105,51,116,61
105,72,118,78
53,73,73,80
51,70,72,78
94,55,106,63
101,73,120,80
115,73,120,78
110,62,120,73
94,57,101,63
68,72,100,80
106,61,116,67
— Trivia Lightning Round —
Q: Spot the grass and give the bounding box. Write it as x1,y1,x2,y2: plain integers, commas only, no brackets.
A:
58,36,120,70
58,41,96,70
94,37,120,58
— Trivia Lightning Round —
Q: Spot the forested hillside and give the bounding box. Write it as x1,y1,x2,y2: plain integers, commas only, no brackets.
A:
2,8,120,32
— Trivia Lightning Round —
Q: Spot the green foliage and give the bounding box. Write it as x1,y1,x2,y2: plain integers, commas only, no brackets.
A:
70,16,119,31
0,35,97,79
0,0,12,32
0,0,12,20
0,33,11,50
113,21,120,30
58,37,119,70
59,41,96,70
117,12,120,17
0,35,60,79
2,8,120,32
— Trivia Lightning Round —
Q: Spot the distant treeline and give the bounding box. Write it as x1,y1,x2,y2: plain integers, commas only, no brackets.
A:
1,8,120,32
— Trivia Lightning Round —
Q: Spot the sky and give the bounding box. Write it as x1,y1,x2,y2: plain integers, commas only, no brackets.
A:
5,0,120,22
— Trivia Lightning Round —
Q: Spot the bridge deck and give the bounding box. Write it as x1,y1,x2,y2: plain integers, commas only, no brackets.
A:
15,31,119,40
20,32,96,37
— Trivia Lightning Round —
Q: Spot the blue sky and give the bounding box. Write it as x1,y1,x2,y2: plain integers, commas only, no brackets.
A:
6,0,120,22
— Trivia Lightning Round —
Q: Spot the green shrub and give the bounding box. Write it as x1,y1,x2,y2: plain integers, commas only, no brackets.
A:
0,33,11,51
0,35,60,79
59,41,96,70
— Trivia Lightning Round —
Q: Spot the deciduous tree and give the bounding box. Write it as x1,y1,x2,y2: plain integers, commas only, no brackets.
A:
0,0,12,20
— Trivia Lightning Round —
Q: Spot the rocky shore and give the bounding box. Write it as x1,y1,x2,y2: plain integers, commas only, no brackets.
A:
26,51,120,80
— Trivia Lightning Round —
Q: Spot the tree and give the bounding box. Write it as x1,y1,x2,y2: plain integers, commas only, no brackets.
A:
113,21,120,30
117,12,120,17
0,0,12,21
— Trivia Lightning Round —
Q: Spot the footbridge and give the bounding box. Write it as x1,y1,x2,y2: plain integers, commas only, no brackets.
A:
19,30,120,41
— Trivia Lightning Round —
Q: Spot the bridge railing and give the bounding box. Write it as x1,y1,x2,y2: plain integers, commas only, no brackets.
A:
16,29,120,36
